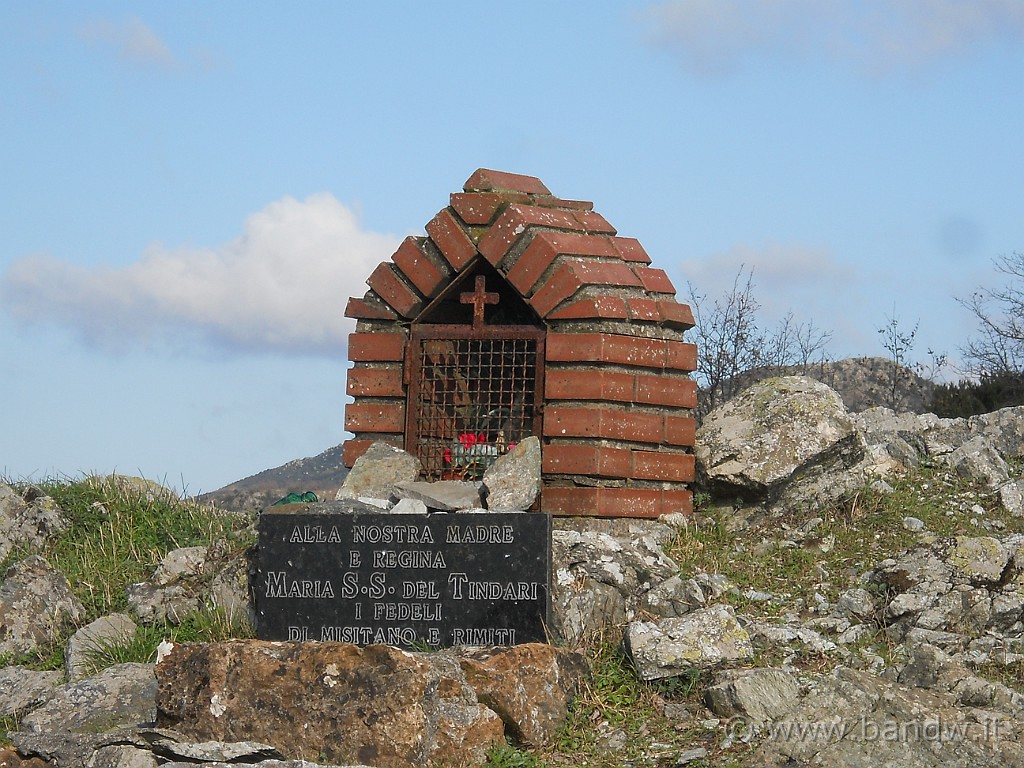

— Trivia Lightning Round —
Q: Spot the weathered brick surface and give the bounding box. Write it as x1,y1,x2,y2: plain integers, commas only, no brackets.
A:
344,402,405,434
344,297,398,321
477,205,586,267
346,367,404,398
632,266,676,294
367,263,423,318
531,261,643,317
464,168,551,195
393,237,447,298
507,232,619,295
634,373,698,408
349,332,406,362
573,209,616,235
425,209,477,270
546,295,630,321
449,192,505,225
658,300,696,329
609,237,652,264
631,451,695,482
546,368,696,408
542,487,692,518
543,406,664,444
542,444,632,478
547,333,696,372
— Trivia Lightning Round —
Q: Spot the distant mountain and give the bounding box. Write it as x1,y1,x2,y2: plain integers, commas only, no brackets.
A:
704,356,936,418
199,444,348,514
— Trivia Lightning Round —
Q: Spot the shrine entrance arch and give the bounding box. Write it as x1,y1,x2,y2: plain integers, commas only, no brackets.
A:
405,261,545,481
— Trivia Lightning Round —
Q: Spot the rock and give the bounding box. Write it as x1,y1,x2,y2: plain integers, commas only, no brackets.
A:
945,436,1010,488
836,588,876,621
947,536,1011,585
704,667,800,724
0,484,67,563
155,641,506,768
456,644,591,748
152,546,208,586
754,665,1024,767
745,621,837,655
19,663,157,734
999,480,1024,516
0,555,85,657
695,376,866,509
549,528,679,644
903,515,926,532
65,613,139,681
390,497,428,514
392,480,483,511
482,436,542,511
969,406,1024,461
0,666,63,718
641,575,706,618
335,442,421,500
624,605,753,681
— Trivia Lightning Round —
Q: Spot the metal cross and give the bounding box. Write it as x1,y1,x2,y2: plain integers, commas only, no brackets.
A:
460,274,499,330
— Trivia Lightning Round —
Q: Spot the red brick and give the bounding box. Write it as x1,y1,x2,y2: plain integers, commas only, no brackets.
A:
449,192,505,225
425,209,477,271
635,373,698,408
542,444,631,478
631,451,695,482
633,266,676,294
543,406,663,444
547,333,668,368
477,204,585,267
346,366,404,398
610,237,652,264
573,210,617,234
541,487,688,518
348,332,405,362
507,232,620,295
464,168,551,195
666,341,698,372
547,295,630,321
392,237,447,299
545,369,633,402
658,300,695,329
344,401,405,433
531,261,644,317
343,438,403,467
366,263,423,318
664,415,697,447
547,197,594,211
344,297,397,321
626,298,662,322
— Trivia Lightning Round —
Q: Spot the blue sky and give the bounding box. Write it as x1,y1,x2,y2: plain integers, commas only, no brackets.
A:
2,1,1023,493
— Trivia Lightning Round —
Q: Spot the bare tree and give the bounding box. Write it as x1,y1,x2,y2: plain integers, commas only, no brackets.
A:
687,265,832,418
959,251,1024,376
876,309,918,410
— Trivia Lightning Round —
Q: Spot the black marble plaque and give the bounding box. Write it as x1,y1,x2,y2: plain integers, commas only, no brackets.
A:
254,508,551,647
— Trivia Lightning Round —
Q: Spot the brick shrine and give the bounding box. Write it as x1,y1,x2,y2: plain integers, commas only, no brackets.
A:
343,169,697,518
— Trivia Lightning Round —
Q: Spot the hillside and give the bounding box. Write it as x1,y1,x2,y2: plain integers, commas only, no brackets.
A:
198,444,348,513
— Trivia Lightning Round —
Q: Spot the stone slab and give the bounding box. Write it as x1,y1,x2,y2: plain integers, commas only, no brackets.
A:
254,508,551,647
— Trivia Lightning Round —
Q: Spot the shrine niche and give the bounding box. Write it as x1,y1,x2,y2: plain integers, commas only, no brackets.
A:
343,169,698,518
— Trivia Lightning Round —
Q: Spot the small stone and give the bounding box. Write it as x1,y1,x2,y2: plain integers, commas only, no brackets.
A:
675,747,709,764
392,480,482,511
837,588,876,620
0,555,85,657
65,613,139,681
482,436,541,511
903,516,926,532
390,498,428,515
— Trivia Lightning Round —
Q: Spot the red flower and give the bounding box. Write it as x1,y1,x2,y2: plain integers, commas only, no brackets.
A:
443,447,452,464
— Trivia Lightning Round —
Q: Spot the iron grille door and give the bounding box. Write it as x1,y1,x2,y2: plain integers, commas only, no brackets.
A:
407,327,544,481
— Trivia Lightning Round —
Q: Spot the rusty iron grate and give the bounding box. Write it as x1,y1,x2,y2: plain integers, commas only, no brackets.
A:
408,334,542,481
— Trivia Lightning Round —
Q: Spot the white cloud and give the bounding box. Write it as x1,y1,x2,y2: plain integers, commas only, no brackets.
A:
643,0,1024,75
78,16,178,69
1,195,401,356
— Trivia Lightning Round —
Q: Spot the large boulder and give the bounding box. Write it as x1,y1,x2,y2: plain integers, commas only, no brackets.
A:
0,555,85,657
155,640,587,768
696,376,866,509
